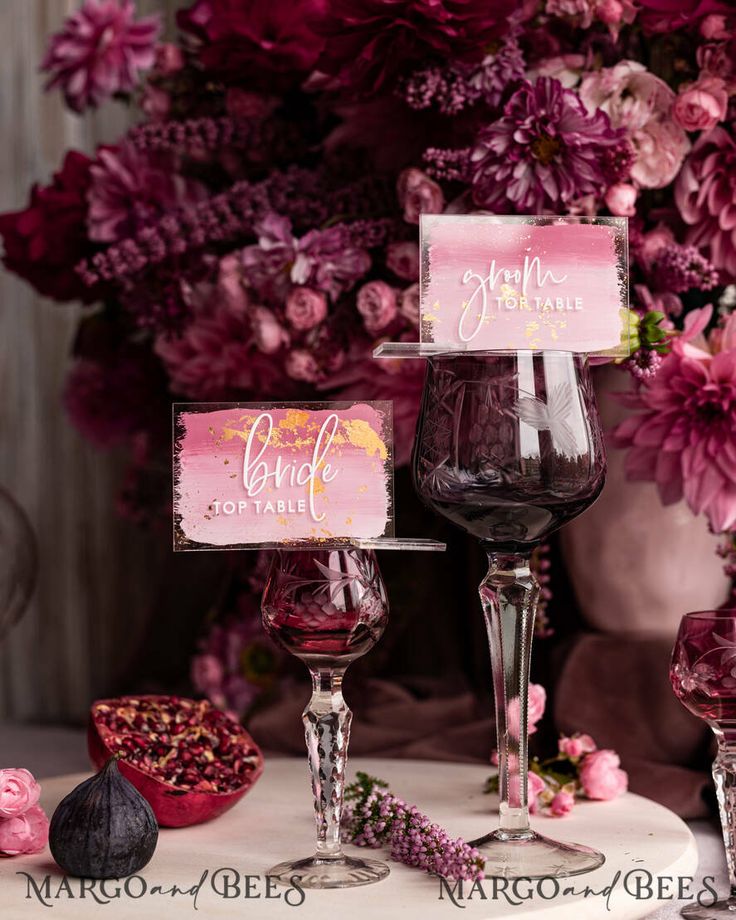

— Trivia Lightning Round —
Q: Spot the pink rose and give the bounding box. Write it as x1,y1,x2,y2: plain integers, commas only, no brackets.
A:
285,349,321,383
605,182,638,216
251,306,288,354
0,805,49,856
549,790,575,817
153,43,184,76
508,682,547,738
386,242,419,281
285,286,328,331
356,281,398,335
559,733,597,759
397,168,444,224
399,283,421,326
527,771,547,815
673,77,728,132
0,769,41,818
580,749,628,801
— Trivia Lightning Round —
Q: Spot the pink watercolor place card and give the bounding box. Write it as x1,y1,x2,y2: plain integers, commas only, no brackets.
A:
173,402,395,550
376,215,629,359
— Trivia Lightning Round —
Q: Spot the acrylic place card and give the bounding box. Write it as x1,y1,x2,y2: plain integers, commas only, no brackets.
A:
374,214,630,359
173,401,443,552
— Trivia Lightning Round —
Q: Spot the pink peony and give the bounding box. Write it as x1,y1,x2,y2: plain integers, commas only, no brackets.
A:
87,143,206,244
0,770,41,818
0,805,49,856
41,0,160,113
613,305,736,532
397,169,444,224
549,790,576,817
580,61,690,188
676,127,736,275
285,287,328,331
251,306,289,354
527,771,548,815
386,241,420,281
672,76,728,132
559,733,597,758
285,349,321,383
605,182,637,216
356,281,398,335
579,750,628,801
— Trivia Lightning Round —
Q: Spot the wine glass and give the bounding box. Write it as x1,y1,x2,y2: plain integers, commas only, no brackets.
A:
261,547,390,888
671,609,736,918
412,350,607,878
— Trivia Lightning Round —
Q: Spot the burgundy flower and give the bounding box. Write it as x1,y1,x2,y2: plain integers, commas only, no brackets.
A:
637,0,733,32
315,0,516,96
0,151,99,303
470,77,622,213
177,0,324,87
41,0,160,113
676,127,736,276
87,143,207,243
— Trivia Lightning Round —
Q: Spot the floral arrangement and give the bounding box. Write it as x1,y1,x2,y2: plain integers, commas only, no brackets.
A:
2,0,736,689
0,769,49,857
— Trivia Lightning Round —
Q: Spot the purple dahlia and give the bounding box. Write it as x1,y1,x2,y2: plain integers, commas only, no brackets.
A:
470,77,623,214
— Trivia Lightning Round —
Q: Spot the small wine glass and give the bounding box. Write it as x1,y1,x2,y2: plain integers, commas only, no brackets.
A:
671,609,736,918
261,547,390,889
412,350,607,878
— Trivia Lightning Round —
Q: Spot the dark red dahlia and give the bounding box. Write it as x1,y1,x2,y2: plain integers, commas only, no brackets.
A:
177,0,325,87
0,151,99,303
315,0,516,96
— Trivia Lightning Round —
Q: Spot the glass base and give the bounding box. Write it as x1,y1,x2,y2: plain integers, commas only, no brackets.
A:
468,829,605,879
268,854,390,889
681,898,736,918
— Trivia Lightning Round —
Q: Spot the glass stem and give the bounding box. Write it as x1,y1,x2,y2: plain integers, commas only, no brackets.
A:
304,668,352,861
713,738,736,901
480,551,539,838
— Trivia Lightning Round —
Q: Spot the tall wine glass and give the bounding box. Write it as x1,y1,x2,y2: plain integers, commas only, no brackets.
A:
412,351,607,878
262,547,390,888
671,610,736,918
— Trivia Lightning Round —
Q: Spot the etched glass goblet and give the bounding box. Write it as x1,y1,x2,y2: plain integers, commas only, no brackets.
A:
412,350,607,878
671,609,736,918
262,547,390,889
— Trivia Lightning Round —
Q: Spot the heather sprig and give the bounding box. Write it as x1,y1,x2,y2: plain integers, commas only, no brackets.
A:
343,772,485,881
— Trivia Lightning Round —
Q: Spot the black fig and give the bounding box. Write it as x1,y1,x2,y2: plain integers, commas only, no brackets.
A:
49,757,158,879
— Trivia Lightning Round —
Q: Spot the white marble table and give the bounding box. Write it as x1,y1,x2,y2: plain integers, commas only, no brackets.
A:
0,725,724,919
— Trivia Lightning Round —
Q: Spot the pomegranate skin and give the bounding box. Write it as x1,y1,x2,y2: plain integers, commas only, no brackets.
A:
87,695,264,828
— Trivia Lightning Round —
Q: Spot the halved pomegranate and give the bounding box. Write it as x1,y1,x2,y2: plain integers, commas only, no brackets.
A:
88,695,264,828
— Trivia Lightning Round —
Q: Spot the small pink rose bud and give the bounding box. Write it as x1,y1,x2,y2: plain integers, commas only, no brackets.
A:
386,241,420,281
0,769,41,818
605,182,638,217
527,771,547,815
700,14,728,40
356,281,398,335
579,749,628,801
285,349,321,383
672,76,728,132
0,804,49,856
549,790,575,817
597,0,623,25
397,168,444,224
251,306,288,354
285,286,328,331
153,43,184,76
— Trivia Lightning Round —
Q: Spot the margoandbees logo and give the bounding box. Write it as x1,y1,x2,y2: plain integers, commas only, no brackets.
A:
17,869,306,909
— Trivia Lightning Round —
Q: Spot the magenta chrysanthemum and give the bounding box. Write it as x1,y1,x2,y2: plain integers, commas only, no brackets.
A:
41,0,160,113
612,307,736,533
470,77,622,213
676,127,736,277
